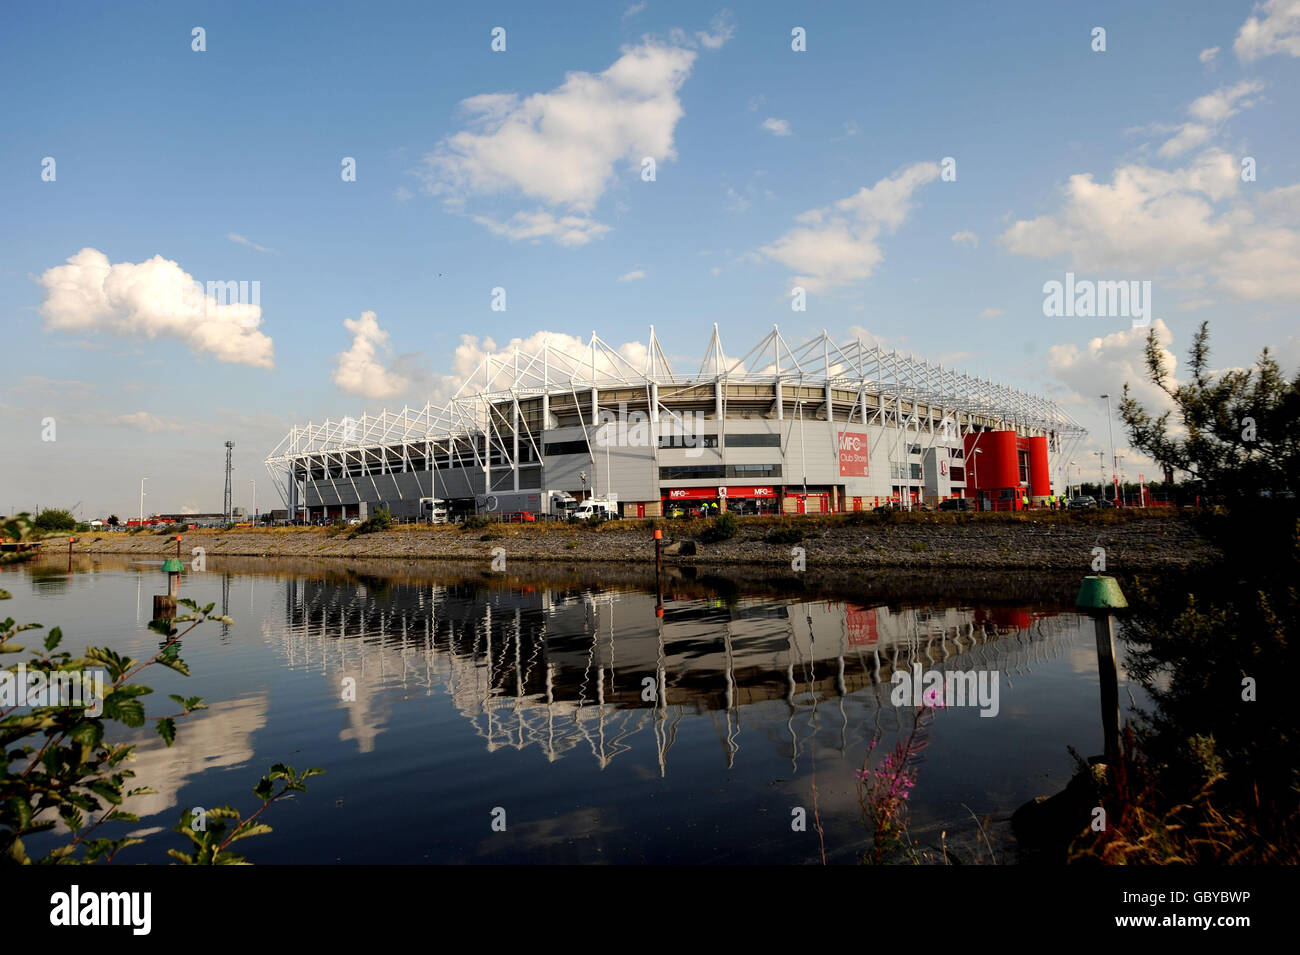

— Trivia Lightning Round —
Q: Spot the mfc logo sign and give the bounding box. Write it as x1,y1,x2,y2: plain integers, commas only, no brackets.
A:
668,489,691,499
837,431,871,478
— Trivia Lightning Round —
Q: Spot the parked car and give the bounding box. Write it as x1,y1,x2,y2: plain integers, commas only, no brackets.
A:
938,497,973,512
501,511,537,523
1068,495,1098,509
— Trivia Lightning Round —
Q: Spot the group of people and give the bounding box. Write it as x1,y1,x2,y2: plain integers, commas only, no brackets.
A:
1026,494,1069,510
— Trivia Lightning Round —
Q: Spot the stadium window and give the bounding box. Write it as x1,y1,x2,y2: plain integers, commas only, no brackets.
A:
659,465,724,480
658,463,782,480
544,439,591,457
658,434,719,449
724,432,781,448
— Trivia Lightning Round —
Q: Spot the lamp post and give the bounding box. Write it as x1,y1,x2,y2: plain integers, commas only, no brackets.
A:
1095,451,1106,499
250,479,256,524
139,477,147,526
1100,394,1117,503
1069,459,1078,499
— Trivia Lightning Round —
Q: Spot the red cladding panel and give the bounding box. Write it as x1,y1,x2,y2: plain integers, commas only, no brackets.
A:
1028,436,1051,496
964,430,1019,489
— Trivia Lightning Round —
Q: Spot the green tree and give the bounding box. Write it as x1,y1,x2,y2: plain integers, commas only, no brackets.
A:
33,509,76,533
1,566,321,864
1120,322,1300,502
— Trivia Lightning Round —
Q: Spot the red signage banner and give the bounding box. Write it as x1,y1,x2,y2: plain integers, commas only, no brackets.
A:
665,486,777,500
724,486,776,498
666,487,717,500
838,431,870,477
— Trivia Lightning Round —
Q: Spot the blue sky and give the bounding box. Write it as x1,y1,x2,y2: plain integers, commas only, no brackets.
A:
3,0,1298,517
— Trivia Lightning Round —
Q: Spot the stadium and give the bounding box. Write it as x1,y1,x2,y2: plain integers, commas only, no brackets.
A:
264,327,1087,521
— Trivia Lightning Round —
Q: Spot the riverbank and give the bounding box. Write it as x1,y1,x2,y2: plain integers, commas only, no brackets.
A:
68,509,1217,572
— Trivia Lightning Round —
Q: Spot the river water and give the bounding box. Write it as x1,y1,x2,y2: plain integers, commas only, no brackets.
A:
3,556,1142,864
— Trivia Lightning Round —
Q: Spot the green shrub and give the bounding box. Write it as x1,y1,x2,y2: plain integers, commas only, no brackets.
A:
699,512,740,543
0,593,320,864
766,526,808,545
349,507,393,537
33,509,76,533
460,515,491,531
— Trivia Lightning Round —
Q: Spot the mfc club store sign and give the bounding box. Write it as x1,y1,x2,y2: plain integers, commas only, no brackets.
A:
838,431,870,477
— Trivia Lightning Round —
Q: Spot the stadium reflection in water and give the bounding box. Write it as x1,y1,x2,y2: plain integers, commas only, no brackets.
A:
279,577,1077,773
13,560,1129,862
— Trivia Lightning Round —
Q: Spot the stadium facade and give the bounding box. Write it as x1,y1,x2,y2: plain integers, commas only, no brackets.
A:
264,327,1087,520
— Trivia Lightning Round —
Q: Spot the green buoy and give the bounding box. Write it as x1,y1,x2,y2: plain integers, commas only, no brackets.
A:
1077,574,1128,610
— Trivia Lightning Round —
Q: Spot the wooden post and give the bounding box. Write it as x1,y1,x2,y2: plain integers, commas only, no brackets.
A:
1077,575,1128,765
1093,614,1121,765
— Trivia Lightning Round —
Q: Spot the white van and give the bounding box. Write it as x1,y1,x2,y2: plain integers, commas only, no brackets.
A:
572,500,618,520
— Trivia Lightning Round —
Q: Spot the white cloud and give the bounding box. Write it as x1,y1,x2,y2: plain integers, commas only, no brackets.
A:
696,11,736,49
724,186,750,212
761,117,791,136
394,187,413,203
845,325,893,350
1000,151,1237,270
1188,79,1264,123
471,210,611,246
226,233,276,254
1235,0,1300,60
35,248,273,368
618,269,647,281
759,162,940,291
113,411,185,433
1199,45,1220,64
623,2,646,19
435,331,652,404
333,311,412,401
421,40,697,242
1158,80,1262,158
978,308,1004,319
1216,227,1300,300
1001,147,1300,302
1157,123,1211,159
951,230,979,249
1047,319,1179,419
